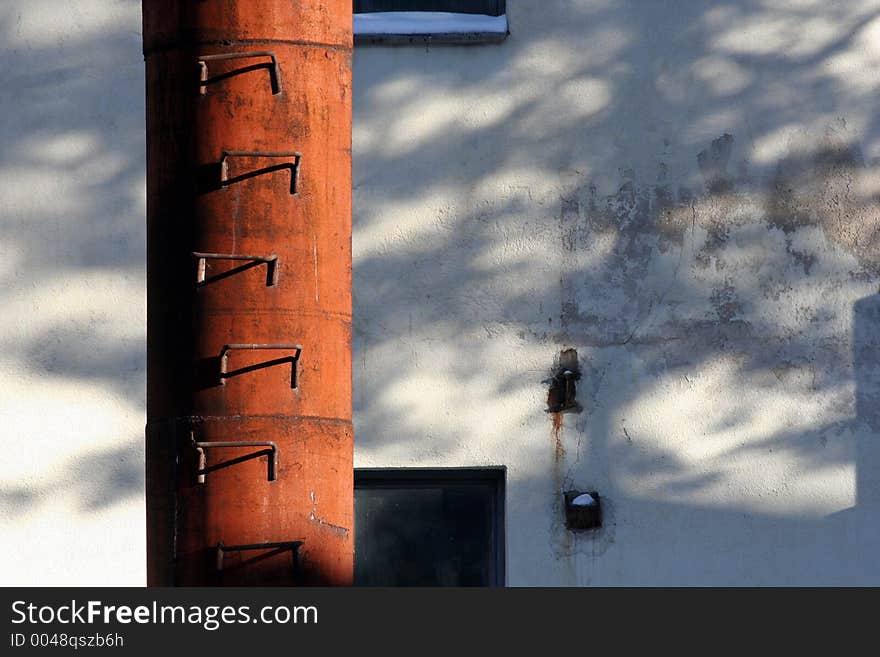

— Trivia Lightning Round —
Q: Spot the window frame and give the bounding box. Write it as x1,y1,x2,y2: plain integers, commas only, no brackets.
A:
354,1,505,14
354,467,507,587
353,1,509,46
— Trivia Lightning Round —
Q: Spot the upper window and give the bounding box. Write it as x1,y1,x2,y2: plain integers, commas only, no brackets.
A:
353,1,509,45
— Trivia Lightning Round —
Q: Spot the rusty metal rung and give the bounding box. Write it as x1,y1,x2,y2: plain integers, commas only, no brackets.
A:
192,432,279,484
219,343,303,388
220,151,302,195
215,541,303,573
198,51,282,95
192,252,279,286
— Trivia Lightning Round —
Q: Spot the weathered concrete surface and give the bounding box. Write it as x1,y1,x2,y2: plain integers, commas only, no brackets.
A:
353,1,880,584
2,0,880,585
0,1,145,585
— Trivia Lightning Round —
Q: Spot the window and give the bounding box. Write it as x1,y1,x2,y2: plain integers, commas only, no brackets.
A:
353,1,509,45
354,468,506,586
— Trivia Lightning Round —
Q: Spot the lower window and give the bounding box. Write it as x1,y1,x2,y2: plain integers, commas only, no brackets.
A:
354,467,506,586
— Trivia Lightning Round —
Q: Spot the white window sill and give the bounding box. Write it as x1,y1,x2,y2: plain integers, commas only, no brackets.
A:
354,12,509,45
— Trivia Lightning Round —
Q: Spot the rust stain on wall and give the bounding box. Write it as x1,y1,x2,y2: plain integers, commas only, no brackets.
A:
551,411,565,461
547,348,580,461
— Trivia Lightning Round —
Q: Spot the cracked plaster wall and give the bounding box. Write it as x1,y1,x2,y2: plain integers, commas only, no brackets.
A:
2,1,880,585
353,1,880,584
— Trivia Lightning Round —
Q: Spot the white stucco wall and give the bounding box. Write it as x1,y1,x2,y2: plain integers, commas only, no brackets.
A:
0,1,146,585
2,0,879,585
352,1,880,585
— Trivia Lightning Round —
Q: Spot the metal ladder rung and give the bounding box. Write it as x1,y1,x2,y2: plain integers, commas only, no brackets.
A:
215,541,303,574
198,51,282,96
192,252,279,286
219,151,302,195
218,343,303,388
191,432,278,483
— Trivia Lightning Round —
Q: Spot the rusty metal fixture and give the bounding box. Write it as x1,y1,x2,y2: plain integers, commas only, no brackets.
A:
144,1,353,586
563,491,602,531
192,252,279,287
218,343,303,388
192,433,279,484
198,52,283,96
216,541,303,580
219,151,303,195
546,348,581,413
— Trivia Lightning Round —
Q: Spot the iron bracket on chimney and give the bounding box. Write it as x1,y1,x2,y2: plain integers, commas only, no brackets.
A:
191,432,279,484
219,343,303,388
220,151,302,195
192,252,279,286
198,51,282,96
215,541,303,574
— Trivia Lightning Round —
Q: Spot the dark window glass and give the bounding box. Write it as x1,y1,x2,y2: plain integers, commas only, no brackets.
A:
354,468,505,586
354,1,506,16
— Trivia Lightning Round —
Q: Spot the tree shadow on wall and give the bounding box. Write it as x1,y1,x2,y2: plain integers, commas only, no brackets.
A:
0,2,146,523
0,437,144,517
351,1,880,583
